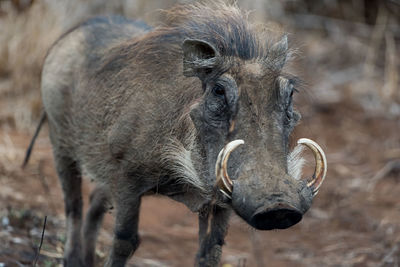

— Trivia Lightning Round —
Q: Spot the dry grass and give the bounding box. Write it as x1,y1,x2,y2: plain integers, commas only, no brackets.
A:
0,1,60,129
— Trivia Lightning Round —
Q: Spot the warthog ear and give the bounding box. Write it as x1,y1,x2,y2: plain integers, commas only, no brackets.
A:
268,35,288,70
182,39,220,79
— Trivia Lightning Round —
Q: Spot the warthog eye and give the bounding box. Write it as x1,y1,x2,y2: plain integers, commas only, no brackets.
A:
284,81,296,123
203,76,238,129
213,83,225,97
286,108,293,121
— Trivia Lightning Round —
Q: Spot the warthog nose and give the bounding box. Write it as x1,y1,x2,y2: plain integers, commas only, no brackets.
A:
250,203,302,230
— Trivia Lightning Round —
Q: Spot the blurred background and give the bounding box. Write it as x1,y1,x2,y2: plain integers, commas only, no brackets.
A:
0,0,399,266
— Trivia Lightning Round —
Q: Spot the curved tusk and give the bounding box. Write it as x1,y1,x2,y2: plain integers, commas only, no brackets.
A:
215,140,244,199
297,138,327,195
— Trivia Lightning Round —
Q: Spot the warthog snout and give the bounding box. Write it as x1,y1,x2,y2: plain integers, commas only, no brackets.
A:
231,177,313,230
216,139,327,230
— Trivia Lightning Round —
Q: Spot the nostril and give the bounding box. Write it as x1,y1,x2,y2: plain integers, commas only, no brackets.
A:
250,204,302,230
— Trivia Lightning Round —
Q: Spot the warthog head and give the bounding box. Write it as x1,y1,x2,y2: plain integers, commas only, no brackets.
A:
179,9,327,230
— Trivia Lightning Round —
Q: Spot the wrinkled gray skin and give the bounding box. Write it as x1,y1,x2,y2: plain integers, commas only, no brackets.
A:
36,4,314,267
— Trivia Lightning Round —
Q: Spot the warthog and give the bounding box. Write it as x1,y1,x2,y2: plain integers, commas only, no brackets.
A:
24,1,327,266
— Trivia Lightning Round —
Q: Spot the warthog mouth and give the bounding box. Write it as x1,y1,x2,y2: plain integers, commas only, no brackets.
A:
214,138,327,199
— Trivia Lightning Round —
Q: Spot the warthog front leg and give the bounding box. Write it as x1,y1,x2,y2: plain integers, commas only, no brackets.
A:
196,205,231,267
104,184,142,267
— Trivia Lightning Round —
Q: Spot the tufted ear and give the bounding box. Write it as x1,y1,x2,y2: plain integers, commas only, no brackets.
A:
182,39,220,79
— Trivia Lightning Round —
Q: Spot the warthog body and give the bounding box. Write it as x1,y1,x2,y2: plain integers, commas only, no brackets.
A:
25,2,327,266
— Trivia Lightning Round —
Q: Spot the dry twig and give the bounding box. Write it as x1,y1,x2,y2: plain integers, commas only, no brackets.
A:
382,31,398,103
364,5,388,77
367,160,400,191
33,215,47,267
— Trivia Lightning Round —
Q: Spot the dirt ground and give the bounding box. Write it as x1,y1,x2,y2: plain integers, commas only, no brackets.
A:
0,1,399,266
